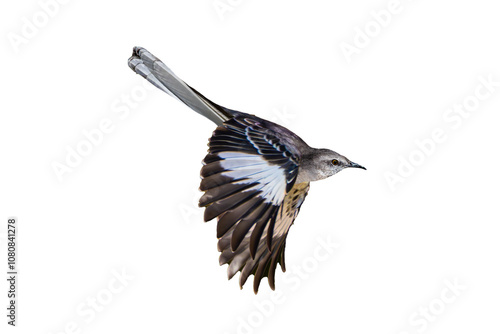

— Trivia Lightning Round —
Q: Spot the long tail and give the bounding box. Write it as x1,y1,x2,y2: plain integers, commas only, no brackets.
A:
128,46,233,125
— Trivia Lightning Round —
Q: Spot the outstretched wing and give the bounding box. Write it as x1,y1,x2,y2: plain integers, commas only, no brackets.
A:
199,116,309,292
217,181,309,293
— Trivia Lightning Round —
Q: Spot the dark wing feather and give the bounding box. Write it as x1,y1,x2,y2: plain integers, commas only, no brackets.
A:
199,116,309,293
217,181,309,292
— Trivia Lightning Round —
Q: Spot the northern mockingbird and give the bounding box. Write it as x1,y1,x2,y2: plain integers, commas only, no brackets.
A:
128,47,365,293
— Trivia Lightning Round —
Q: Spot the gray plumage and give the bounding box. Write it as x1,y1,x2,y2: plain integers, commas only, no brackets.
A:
128,47,231,125
128,47,365,293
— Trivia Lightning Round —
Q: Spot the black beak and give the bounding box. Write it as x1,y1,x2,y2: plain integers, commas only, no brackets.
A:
348,161,366,170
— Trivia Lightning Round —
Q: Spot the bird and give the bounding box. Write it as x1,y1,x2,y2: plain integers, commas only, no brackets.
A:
128,46,365,293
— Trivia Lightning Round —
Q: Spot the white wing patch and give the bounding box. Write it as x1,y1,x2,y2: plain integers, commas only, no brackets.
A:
219,152,287,206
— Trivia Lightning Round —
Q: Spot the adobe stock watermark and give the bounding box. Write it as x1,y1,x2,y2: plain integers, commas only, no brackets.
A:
264,105,296,127
7,0,72,54
47,267,134,334
397,278,466,334
178,189,203,225
51,80,154,182
212,0,245,21
385,74,499,191
339,0,416,64
222,235,340,334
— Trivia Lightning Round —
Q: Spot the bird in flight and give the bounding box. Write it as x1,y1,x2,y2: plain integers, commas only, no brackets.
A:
128,47,365,293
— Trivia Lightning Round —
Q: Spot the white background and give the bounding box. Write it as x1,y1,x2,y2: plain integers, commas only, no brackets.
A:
1,0,500,333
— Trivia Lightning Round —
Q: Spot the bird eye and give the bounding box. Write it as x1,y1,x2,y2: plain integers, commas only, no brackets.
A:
332,159,339,165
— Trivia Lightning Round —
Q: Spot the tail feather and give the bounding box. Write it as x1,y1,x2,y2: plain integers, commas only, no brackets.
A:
128,46,232,125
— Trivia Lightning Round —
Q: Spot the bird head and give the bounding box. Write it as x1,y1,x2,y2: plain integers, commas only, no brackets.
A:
301,148,366,182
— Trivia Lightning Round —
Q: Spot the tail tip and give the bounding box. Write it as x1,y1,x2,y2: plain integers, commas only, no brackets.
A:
128,46,145,70
132,46,143,57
